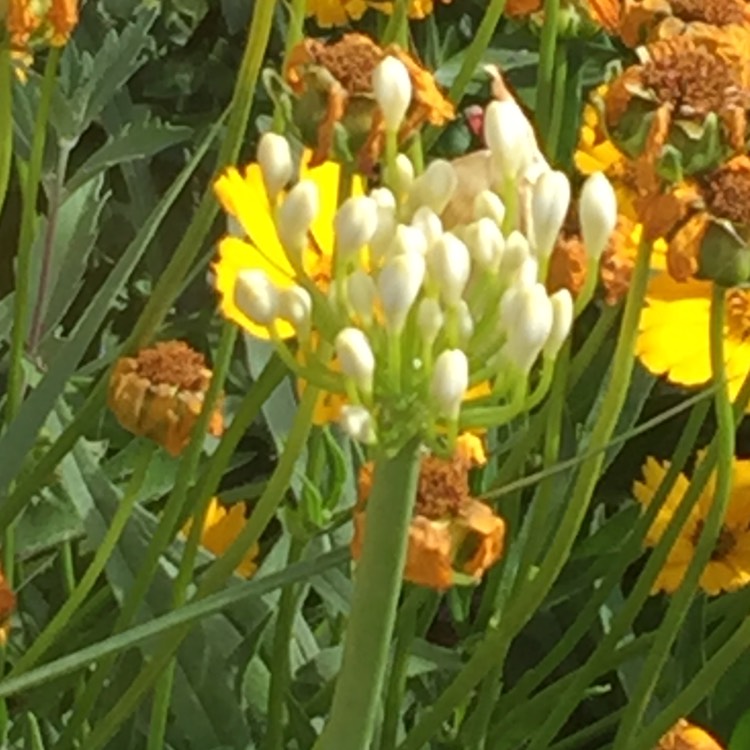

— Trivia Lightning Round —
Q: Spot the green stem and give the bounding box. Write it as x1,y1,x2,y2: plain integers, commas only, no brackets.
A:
79,385,320,750
399,234,653,750
545,41,568,163
611,284,735,750
0,44,13,218
535,0,560,137
271,0,306,131
264,536,306,750
315,440,422,750
382,0,410,47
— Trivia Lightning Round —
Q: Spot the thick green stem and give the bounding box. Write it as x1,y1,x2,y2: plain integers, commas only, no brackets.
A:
0,45,12,218
8,443,154,676
545,41,568,162
400,235,653,750
535,0,559,137
611,284,735,749
315,440,422,750
264,536,306,750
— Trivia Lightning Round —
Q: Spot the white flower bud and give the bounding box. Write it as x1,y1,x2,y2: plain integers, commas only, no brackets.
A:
391,224,428,258
335,327,376,395
369,190,398,263
234,269,279,327
276,180,319,257
417,298,444,347
456,300,474,343
373,56,412,132
378,250,425,334
531,170,570,260
395,154,415,195
473,189,506,226
340,405,377,445
334,195,379,260
464,218,504,272
370,187,397,211
544,289,573,358
431,349,469,420
500,231,531,277
277,285,312,333
483,99,537,181
257,132,293,200
428,233,471,307
514,256,540,290
347,270,377,326
411,206,443,251
579,172,617,259
411,159,458,215
502,283,554,374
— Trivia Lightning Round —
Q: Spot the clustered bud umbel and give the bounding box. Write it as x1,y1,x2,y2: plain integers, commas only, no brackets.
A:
229,73,617,452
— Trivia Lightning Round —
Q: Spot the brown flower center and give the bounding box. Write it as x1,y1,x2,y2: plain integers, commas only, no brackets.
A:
692,520,737,560
133,341,209,391
313,34,382,95
414,453,472,519
726,289,750,340
669,0,746,25
703,158,750,225
640,45,742,117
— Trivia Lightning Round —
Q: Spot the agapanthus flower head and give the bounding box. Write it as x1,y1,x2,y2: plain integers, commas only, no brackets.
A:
351,434,505,589
213,122,604,448
283,34,454,173
107,341,224,456
5,0,78,52
655,718,723,749
634,455,750,595
619,0,750,48
182,498,259,578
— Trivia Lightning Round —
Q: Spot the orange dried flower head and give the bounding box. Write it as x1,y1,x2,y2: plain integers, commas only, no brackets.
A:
620,0,750,47
0,568,16,647
285,34,454,173
547,228,588,299
505,0,620,35
108,341,224,456
655,718,723,750
6,0,78,52
352,434,506,590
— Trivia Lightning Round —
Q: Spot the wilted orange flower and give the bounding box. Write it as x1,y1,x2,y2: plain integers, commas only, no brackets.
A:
0,568,16,646
108,340,224,456
6,0,78,51
655,718,723,749
182,498,259,578
505,0,620,33
368,0,452,19
285,34,454,173
620,0,750,48
352,435,505,590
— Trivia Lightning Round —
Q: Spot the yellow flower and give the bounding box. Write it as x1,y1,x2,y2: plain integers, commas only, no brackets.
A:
213,150,361,340
633,455,750,595
107,340,224,456
305,0,368,26
655,718,724,750
352,434,506,590
636,273,750,403
182,498,259,578
366,0,451,20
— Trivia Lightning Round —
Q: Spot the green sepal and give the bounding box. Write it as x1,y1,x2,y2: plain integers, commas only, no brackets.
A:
697,220,750,287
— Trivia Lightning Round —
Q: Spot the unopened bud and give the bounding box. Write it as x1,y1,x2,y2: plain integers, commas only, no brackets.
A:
428,233,471,307
347,270,377,326
340,405,377,445
411,206,443,250
257,132,293,200
373,56,412,132
431,349,469,420
278,285,312,334
456,300,474,343
378,250,426,334
500,231,531,276
417,298,444,347
395,154,415,195
473,190,506,226
392,224,428,257
370,189,398,262
412,159,458,215
544,289,573,358
234,269,279,327
531,170,570,260
579,172,617,259
464,218,504,272
483,99,537,181
276,180,319,256
502,283,554,374
335,327,376,396
335,195,379,260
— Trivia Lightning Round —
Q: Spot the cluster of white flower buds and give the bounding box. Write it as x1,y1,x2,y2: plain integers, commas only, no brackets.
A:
233,59,617,451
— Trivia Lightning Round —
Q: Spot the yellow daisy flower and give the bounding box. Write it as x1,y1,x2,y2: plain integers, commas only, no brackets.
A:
633,455,750,595
655,718,724,750
213,149,362,341
636,274,750,402
182,498,259,579
306,0,368,26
